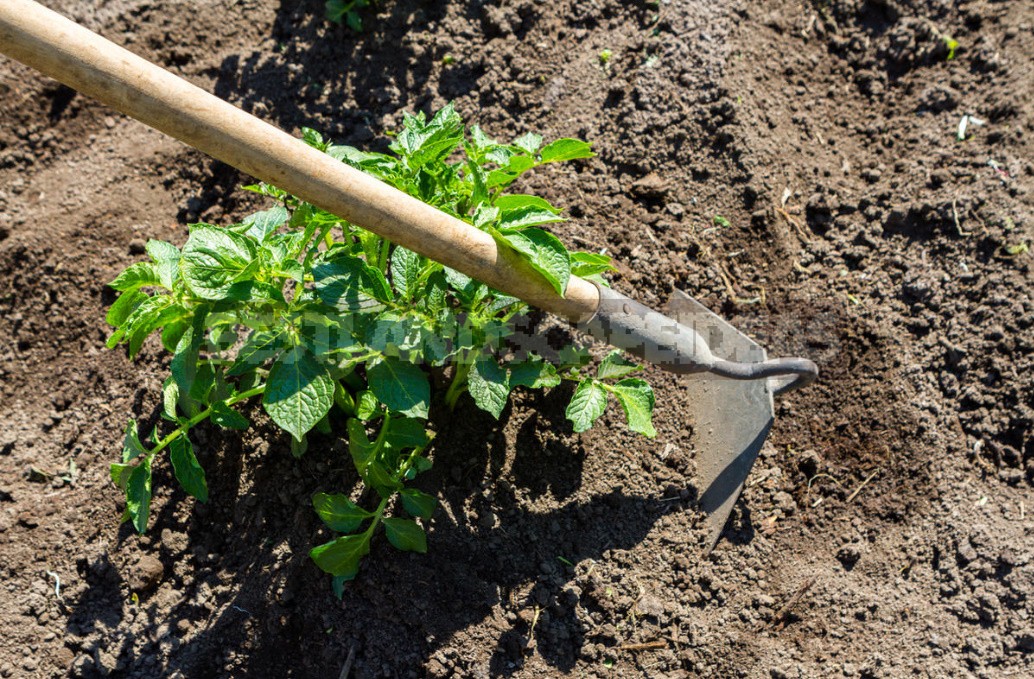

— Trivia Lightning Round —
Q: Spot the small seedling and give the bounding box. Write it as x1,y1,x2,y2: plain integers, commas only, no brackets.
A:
325,0,373,32
943,35,959,60
105,104,656,593
713,215,731,228
598,49,613,65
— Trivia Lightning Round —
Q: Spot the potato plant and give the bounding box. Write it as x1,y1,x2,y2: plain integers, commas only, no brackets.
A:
105,105,655,592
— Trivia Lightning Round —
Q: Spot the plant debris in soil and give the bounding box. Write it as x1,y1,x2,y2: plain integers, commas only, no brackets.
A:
0,0,1031,677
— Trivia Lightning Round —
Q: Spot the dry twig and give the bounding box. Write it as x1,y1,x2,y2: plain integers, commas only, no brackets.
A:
770,577,816,632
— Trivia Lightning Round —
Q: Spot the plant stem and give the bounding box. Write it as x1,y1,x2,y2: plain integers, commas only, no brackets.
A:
444,359,472,410
147,384,266,461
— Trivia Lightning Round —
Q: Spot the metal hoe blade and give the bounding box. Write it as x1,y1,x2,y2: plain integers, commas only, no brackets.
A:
667,290,776,551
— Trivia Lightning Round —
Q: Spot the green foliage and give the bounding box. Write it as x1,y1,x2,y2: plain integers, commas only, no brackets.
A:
325,0,373,32
104,104,655,592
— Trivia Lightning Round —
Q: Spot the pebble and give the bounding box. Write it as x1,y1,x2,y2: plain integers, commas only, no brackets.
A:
104,116,116,129
636,593,665,618
631,172,669,198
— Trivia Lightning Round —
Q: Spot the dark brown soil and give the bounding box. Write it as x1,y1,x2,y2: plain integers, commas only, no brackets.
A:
1,1,1032,677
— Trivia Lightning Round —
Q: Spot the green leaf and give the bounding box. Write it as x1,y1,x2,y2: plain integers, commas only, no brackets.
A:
570,251,617,277
392,103,464,169
493,194,561,214
509,357,561,389
597,350,640,380
468,355,510,419
347,418,376,475
160,320,189,353
106,289,147,328
189,362,216,404
607,378,656,438
122,294,181,358
442,266,486,306
383,517,427,553
263,345,335,441
309,533,371,578
110,462,132,490
513,132,543,154
169,436,209,502
229,329,285,377
243,207,290,242
313,257,392,312
121,420,149,462
498,228,571,295
565,379,608,433
355,390,380,420
389,246,422,299
366,461,403,498
300,313,359,357
400,489,437,519
123,458,152,534
211,401,250,430
385,416,429,450
312,492,372,533
498,205,567,231
540,138,595,163
109,262,160,292
291,435,308,459
301,127,327,150
367,358,430,418
179,225,257,300
470,125,496,152
161,376,179,421
170,315,205,416
146,240,181,289
224,280,286,305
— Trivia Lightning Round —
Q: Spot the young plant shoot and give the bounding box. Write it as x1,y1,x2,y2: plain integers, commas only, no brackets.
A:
105,104,656,593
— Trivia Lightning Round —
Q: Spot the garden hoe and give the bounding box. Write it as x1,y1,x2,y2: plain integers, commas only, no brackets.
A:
0,0,818,551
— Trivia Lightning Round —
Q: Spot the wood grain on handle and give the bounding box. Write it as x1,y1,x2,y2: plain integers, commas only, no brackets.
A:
0,0,600,322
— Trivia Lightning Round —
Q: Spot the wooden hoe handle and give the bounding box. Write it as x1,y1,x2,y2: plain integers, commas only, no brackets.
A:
0,0,601,322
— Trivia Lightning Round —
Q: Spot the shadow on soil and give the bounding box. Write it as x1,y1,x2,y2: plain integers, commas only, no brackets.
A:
62,389,697,676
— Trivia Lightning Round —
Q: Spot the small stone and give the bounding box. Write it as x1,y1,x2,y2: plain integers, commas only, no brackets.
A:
630,172,669,198
128,239,147,255
129,554,164,592
635,593,665,618
773,491,797,515
53,646,74,668
104,116,116,129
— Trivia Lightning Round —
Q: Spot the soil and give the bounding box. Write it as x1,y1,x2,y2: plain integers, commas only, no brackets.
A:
1,0,1032,677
